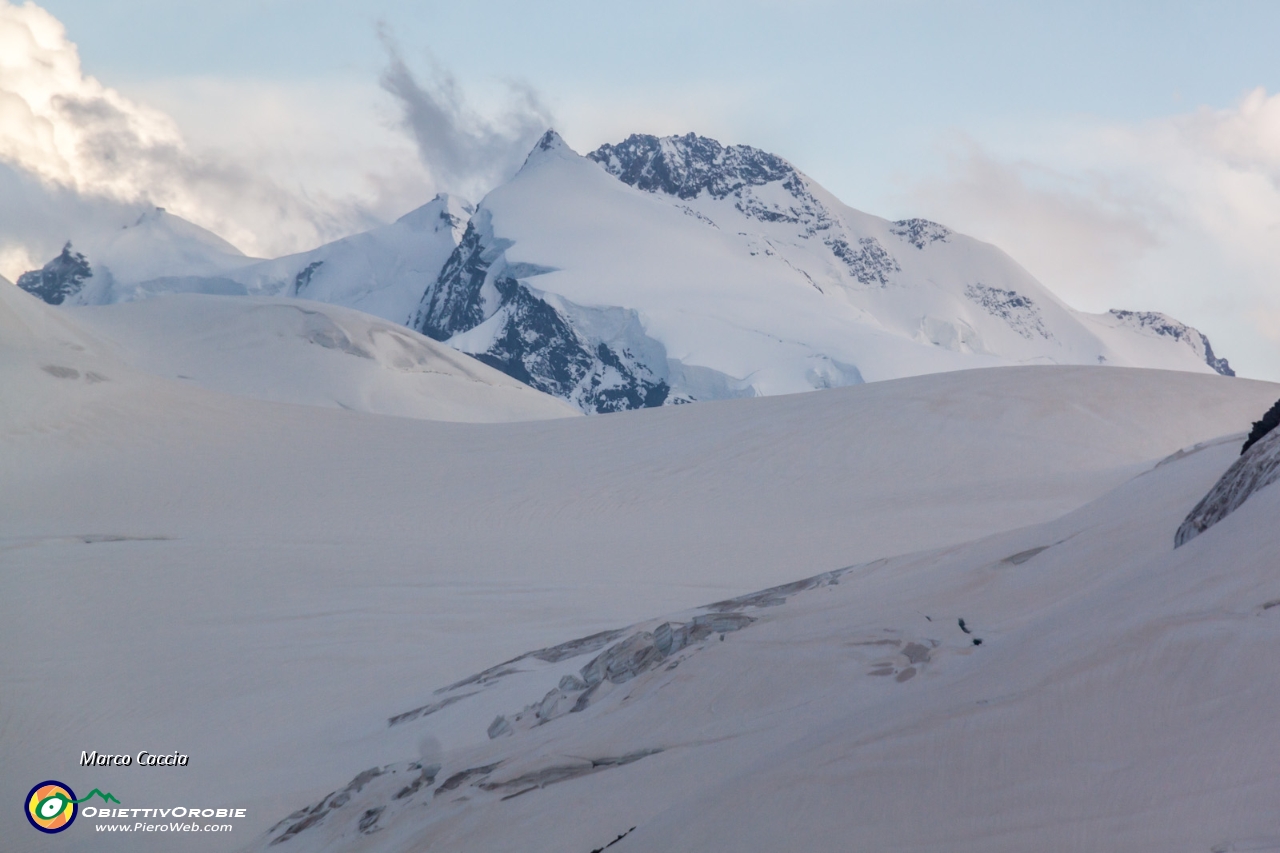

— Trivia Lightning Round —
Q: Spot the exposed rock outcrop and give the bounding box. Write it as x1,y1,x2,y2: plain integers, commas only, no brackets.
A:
1175,425,1280,547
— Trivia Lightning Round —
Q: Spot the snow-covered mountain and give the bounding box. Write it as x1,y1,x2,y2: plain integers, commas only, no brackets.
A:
16,206,261,304
412,131,1235,412
18,133,1236,414
222,194,473,325
18,195,472,325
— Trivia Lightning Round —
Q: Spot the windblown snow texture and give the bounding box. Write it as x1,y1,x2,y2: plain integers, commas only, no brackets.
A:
5,279,1279,853
17,242,92,305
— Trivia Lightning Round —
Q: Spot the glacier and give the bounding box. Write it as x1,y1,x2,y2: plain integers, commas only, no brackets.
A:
18,131,1235,414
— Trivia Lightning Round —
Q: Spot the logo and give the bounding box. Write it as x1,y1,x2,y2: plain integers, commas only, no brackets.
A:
26,781,76,833
25,782,118,834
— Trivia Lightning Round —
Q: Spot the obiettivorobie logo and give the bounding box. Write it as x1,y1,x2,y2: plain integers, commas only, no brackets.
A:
25,780,248,836
25,781,119,833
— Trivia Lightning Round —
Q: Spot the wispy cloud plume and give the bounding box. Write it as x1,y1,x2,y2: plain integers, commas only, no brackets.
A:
378,25,552,199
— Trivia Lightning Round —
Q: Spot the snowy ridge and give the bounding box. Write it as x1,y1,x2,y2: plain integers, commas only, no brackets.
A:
410,130,1235,412
1090,308,1234,375
17,196,472,327
66,294,578,422
1175,424,1280,546
588,131,794,200
225,194,473,325
18,133,1238,414
49,207,258,304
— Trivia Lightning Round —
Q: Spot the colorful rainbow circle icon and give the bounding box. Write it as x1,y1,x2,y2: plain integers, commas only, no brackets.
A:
26,781,77,833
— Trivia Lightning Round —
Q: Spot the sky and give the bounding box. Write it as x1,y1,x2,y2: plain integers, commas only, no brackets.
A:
2,0,1279,379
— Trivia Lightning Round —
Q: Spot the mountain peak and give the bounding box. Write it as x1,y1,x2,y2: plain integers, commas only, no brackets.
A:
394,193,475,231
1106,309,1235,376
536,129,567,151
131,206,167,227
520,130,577,170
588,132,796,200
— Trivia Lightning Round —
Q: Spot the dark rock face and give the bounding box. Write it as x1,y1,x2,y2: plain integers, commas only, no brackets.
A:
1202,338,1234,377
591,133,906,288
827,236,900,286
966,284,1052,340
1242,398,1280,456
17,242,92,305
1108,310,1235,376
890,218,951,249
291,260,324,296
413,223,492,340
588,132,792,200
1175,424,1280,547
469,278,669,412
412,221,669,414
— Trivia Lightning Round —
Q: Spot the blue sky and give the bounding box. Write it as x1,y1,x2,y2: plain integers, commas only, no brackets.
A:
37,0,1280,205
6,1,1280,378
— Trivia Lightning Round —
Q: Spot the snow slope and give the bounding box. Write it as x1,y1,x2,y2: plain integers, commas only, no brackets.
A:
253,431,1280,853
2,312,1276,852
1176,420,1280,546
221,194,473,325
51,207,261,303
67,293,577,422
412,132,1234,412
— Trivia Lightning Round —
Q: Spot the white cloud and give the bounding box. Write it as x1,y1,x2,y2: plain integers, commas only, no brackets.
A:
377,26,552,201
910,89,1280,381
0,1,424,276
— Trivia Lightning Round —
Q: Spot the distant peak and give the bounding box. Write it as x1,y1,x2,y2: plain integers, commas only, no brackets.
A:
519,130,579,170
588,132,795,200
1107,309,1235,376
131,206,167,227
535,129,566,152
396,193,475,230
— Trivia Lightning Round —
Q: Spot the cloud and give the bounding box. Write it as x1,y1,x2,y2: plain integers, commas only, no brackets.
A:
909,89,1280,380
0,1,392,275
913,139,1163,301
378,26,553,199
